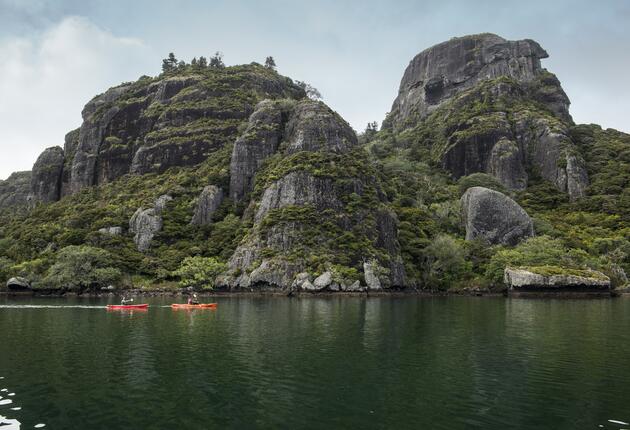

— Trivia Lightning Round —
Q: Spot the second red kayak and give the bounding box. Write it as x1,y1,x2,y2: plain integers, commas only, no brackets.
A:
171,303,217,309
107,304,149,310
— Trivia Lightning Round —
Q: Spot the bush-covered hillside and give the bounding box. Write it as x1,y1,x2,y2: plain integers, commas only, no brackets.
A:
1,35,628,293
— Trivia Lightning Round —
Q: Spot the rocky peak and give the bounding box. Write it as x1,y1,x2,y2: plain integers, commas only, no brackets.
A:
66,64,304,197
386,33,565,129
224,99,405,289
30,146,65,204
0,171,32,211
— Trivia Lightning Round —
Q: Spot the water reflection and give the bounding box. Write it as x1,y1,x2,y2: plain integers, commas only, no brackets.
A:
1,296,630,429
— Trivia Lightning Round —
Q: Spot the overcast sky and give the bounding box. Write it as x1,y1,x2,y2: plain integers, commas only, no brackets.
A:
0,0,628,180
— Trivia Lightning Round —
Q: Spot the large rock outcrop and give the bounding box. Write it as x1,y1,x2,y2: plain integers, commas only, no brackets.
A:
461,186,534,245
60,66,304,196
0,171,32,211
129,194,172,252
191,185,223,225
229,100,285,203
383,34,587,200
30,146,65,204
223,99,406,289
504,267,610,291
387,33,568,129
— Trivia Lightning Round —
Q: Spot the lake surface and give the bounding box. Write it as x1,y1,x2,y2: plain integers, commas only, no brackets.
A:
1,295,630,429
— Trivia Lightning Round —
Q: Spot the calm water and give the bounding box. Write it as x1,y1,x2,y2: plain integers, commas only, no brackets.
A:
1,296,630,429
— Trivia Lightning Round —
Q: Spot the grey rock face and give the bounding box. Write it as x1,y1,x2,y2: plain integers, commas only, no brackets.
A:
129,194,172,252
461,187,534,245
70,85,129,194
504,267,610,290
388,33,552,129
98,226,124,236
284,101,358,154
229,100,285,203
0,171,32,211
224,99,406,290
514,116,588,201
191,185,223,225
488,138,527,190
255,171,342,223
60,129,80,198
30,146,65,204
363,261,383,290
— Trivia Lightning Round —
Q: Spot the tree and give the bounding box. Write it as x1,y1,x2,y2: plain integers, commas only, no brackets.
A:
295,80,322,100
364,121,379,141
172,256,227,290
162,52,177,73
422,234,468,289
191,57,198,67
44,245,121,291
209,51,225,68
198,56,208,68
265,56,277,69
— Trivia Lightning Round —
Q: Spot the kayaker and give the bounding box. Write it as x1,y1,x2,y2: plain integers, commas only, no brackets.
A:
121,296,133,305
191,293,199,305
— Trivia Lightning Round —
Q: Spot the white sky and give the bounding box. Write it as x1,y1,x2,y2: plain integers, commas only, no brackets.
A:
0,0,628,179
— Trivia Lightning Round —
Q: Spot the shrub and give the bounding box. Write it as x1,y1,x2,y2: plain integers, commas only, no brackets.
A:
422,234,469,289
457,173,507,196
172,256,227,290
486,236,590,284
44,245,121,290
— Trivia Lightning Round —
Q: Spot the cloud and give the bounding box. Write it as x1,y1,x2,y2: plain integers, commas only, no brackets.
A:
0,16,153,179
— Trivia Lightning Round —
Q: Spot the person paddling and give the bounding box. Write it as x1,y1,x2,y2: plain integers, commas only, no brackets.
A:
187,293,199,305
121,296,133,305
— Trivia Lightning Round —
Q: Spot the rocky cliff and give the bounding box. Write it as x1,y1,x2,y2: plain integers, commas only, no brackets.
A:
27,64,304,203
0,171,31,211
0,37,628,293
224,99,405,289
382,34,587,201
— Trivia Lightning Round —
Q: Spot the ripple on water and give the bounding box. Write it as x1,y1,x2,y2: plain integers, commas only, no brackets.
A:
34,424,46,428
0,399,13,406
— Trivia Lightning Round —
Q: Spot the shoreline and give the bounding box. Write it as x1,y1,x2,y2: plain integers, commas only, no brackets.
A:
2,288,624,299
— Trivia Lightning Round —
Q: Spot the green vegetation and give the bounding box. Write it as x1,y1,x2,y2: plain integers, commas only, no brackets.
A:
43,245,121,291
0,58,628,293
172,256,227,290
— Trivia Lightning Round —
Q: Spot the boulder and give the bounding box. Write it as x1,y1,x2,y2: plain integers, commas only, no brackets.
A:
345,280,364,292
300,279,320,291
504,267,610,291
6,277,31,291
461,187,534,245
363,261,382,290
30,146,65,204
98,226,123,236
129,195,172,252
291,272,311,289
191,185,223,225
313,271,333,289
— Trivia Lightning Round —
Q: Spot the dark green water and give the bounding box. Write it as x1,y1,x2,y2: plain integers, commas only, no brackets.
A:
1,296,630,429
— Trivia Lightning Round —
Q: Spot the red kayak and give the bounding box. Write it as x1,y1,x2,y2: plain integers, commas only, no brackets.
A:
107,304,149,310
171,303,217,309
